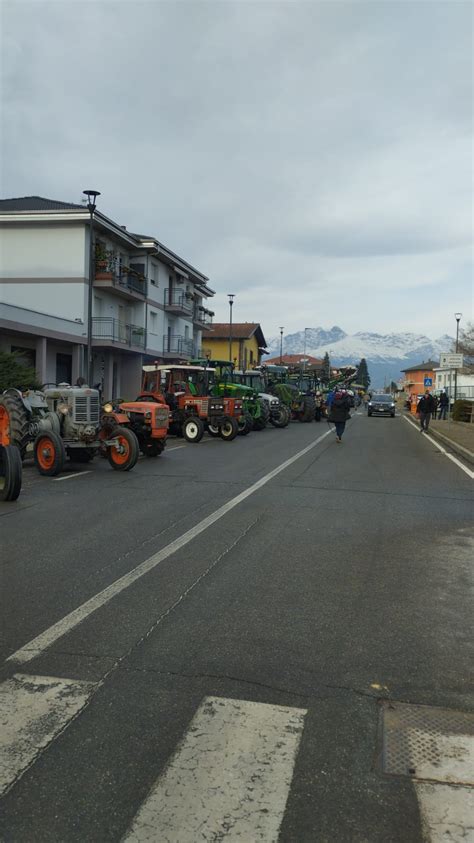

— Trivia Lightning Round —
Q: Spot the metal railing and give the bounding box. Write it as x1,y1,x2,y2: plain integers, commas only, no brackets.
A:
164,289,193,313
92,317,146,349
163,334,194,356
95,263,147,297
193,307,213,326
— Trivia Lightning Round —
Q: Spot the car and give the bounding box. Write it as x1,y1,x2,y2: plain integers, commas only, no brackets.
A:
367,394,396,417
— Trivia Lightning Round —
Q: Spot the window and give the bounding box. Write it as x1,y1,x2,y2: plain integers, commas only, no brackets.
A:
150,311,157,332
150,265,157,286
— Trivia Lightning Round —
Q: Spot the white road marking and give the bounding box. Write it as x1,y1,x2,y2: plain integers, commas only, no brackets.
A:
0,673,96,795
416,782,474,843
7,428,333,665
53,471,92,482
403,415,474,479
123,696,306,842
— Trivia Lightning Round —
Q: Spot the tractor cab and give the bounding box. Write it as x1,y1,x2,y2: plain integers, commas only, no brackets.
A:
141,365,214,404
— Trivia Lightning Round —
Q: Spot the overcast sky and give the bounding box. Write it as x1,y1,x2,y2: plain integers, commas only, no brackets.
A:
2,0,472,340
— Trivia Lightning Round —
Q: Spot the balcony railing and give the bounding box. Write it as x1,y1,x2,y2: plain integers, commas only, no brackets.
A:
95,264,147,297
92,317,146,349
163,334,194,356
164,289,193,314
193,306,213,327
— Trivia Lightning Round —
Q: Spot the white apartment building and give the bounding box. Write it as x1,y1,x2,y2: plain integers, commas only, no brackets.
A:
0,196,214,398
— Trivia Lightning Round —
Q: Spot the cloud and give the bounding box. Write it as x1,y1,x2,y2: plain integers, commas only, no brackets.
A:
2,0,472,338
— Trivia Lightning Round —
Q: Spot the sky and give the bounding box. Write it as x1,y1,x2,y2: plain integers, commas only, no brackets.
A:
1,0,473,342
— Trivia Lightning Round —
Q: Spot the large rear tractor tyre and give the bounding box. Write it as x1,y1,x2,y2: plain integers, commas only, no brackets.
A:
0,445,22,501
0,393,30,455
34,431,66,476
300,396,316,423
237,413,252,435
206,424,220,438
107,427,139,471
252,401,270,431
68,448,95,463
183,417,204,443
269,405,290,428
141,440,165,457
219,417,239,441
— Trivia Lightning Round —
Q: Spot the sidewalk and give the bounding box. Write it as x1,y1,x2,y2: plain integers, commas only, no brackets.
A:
428,419,474,465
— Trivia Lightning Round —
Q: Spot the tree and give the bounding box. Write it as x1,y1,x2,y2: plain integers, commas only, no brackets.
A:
322,352,330,380
357,358,370,388
0,352,41,392
453,322,474,364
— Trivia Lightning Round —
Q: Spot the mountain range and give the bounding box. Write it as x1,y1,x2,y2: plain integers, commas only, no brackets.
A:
266,327,453,387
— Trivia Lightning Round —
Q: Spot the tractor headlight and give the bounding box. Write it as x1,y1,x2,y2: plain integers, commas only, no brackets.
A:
103,403,113,413
144,410,152,419
271,399,279,406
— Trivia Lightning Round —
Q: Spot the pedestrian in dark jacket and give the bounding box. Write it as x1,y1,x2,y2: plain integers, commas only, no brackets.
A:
417,391,436,432
438,391,449,420
328,389,351,442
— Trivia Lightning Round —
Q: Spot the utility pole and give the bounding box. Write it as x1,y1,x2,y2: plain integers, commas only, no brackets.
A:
228,294,235,365
279,327,284,364
83,189,101,385
454,312,462,403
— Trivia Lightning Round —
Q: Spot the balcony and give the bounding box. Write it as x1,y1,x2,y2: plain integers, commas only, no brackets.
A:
94,266,147,300
92,317,146,350
164,289,193,316
163,334,194,357
193,306,213,328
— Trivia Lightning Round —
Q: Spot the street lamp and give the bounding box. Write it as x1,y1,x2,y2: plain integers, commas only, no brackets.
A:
454,312,462,402
279,327,284,364
303,328,310,371
228,294,235,364
83,189,101,385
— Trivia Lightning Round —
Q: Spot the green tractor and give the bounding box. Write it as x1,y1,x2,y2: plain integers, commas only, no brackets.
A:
191,359,268,433
232,369,290,428
260,365,316,422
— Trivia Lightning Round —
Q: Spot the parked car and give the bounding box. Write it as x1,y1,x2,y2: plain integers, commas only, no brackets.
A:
368,394,396,417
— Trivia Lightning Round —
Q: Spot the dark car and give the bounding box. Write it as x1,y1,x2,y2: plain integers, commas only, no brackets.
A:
368,394,396,417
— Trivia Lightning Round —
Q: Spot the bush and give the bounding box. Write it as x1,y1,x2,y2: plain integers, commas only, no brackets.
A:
0,352,42,392
451,399,472,422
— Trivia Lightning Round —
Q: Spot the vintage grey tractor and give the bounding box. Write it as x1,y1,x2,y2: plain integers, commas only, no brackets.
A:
0,384,139,476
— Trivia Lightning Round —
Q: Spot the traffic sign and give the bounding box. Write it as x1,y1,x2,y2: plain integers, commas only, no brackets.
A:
424,377,433,387
440,353,463,369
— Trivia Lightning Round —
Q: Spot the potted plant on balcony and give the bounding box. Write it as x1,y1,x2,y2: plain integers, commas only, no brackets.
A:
95,243,116,281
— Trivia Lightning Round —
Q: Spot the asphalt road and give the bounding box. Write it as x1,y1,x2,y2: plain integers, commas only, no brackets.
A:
1,411,473,842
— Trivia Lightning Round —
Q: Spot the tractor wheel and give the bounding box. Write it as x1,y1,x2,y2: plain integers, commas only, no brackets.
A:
68,448,95,463
34,431,66,476
141,440,165,457
0,445,22,501
207,424,220,438
183,417,204,443
300,396,316,423
107,427,139,471
269,405,290,428
219,417,239,441
0,392,29,455
237,413,252,435
253,400,270,431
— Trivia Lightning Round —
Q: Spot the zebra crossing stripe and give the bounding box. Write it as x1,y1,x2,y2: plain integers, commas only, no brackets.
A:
0,673,95,795
416,783,474,842
123,696,307,842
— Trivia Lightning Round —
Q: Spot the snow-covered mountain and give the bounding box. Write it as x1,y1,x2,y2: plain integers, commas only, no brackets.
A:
266,326,453,387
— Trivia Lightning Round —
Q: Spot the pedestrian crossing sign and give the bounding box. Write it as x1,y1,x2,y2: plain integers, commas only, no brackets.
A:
424,377,433,387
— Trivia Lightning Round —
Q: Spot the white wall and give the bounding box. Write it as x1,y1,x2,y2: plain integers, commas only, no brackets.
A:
1,223,86,277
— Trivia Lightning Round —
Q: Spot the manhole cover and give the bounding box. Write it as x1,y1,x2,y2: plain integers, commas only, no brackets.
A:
381,701,474,785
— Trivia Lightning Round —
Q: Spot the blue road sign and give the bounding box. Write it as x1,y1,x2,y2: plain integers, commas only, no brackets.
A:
424,377,433,387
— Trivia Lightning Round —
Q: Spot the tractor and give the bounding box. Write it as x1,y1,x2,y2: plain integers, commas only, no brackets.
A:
232,369,290,428
191,358,269,433
0,404,22,501
260,365,316,422
101,398,169,457
140,365,243,442
0,384,139,476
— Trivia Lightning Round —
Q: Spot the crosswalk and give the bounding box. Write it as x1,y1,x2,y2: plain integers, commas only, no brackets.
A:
1,672,473,841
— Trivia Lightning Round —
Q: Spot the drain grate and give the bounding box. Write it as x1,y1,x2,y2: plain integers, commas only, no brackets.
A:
381,701,474,785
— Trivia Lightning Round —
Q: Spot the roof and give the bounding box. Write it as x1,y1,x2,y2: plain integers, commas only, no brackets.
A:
0,195,86,211
266,354,324,366
202,323,268,347
400,360,439,373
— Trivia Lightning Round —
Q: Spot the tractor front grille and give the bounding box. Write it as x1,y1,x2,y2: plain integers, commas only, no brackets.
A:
73,395,100,424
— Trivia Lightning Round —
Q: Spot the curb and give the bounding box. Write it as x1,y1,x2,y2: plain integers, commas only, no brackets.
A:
428,427,474,466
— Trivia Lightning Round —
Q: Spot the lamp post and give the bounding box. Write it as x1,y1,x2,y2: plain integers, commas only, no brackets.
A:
83,189,101,385
303,328,309,371
228,294,235,364
454,312,462,403
279,327,284,364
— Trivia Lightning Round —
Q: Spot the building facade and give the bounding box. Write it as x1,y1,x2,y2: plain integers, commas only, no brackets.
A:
0,196,214,398
201,323,268,369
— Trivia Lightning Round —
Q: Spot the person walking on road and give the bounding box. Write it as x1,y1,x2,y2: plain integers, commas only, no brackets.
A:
328,387,351,443
417,391,436,432
438,391,449,420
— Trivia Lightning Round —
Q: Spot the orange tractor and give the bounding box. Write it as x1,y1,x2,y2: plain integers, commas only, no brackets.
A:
0,403,22,501
101,397,169,457
140,365,243,442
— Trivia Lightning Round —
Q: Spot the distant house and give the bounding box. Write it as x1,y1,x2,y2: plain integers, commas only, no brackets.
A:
266,353,323,367
433,365,474,402
201,323,268,369
400,360,438,401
